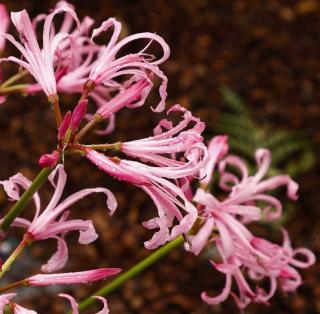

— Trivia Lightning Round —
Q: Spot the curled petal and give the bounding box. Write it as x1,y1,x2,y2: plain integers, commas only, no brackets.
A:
185,218,214,255
201,274,232,305
256,175,299,201
254,149,271,182
59,294,109,314
59,294,79,314
94,296,109,314
41,236,68,273
200,135,229,185
219,155,249,183
78,221,98,244
290,248,316,268
0,172,41,218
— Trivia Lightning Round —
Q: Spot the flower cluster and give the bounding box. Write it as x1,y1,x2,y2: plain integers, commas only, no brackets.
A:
186,139,315,309
0,1,315,313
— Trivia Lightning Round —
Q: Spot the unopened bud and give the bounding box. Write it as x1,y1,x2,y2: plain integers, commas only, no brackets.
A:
71,99,88,131
58,111,72,140
39,151,59,168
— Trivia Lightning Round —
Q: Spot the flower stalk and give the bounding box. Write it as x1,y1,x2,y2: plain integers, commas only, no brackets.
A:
74,115,101,142
75,235,184,312
0,70,28,88
0,233,33,278
0,280,27,294
0,167,53,233
84,142,122,151
0,84,28,95
49,95,62,128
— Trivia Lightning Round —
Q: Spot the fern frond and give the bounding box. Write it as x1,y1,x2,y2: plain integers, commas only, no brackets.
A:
219,85,249,115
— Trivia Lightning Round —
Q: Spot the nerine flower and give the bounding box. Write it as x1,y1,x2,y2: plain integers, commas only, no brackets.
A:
217,148,298,221
87,17,170,112
200,229,315,309
85,105,208,248
26,1,97,96
187,148,298,255
0,5,80,98
186,140,315,309
0,165,117,272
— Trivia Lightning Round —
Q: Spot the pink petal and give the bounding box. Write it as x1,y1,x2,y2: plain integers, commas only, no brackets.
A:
28,268,121,286
0,293,16,312
59,294,79,314
78,221,98,244
185,218,214,255
201,274,232,305
41,236,68,273
13,304,37,314
94,296,109,314
200,135,229,185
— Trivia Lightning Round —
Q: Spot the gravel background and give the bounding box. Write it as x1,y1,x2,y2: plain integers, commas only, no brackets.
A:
0,1,319,313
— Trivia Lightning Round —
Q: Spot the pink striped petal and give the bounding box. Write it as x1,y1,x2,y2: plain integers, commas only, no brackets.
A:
28,268,121,286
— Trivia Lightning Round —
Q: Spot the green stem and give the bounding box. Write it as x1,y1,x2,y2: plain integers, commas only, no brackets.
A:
0,279,27,292
76,235,184,312
0,84,29,95
0,233,32,278
83,142,122,151
0,167,53,233
1,70,28,88
75,115,101,142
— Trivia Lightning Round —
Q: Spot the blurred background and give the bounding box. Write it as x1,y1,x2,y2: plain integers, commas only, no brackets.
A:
0,0,319,313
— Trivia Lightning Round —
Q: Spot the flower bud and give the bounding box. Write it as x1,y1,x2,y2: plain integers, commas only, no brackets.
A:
58,111,72,141
71,99,88,131
27,268,121,286
38,151,59,168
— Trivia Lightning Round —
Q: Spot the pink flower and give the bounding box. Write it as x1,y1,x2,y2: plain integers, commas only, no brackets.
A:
186,143,315,309
26,1,96,96
0,5,80,97
200,230,315,309
0,4,9,51
217,148,298,221
86,148,203,249
27,268,121,286
1,165,117,272
87,18,170,112
85,105,207,249
121,104,205,165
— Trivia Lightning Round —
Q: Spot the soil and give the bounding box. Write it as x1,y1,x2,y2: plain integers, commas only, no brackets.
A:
0,1,319,313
